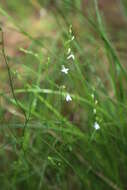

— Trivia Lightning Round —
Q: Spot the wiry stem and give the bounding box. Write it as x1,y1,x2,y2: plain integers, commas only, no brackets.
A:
0,27,30,148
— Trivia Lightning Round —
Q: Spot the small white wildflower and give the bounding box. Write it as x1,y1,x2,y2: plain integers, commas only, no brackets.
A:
91,93,94,99
71,36,75,41
61,85,66,89
95,100,98,105
40,8,47,17
93,122,100,130
67,48,71,54
67,53,75,60
93,108,96,114
66,93,72,102
61,65,69,74
69,25,72,34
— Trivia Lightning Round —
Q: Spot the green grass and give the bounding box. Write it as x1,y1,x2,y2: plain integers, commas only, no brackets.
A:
0,0,127,189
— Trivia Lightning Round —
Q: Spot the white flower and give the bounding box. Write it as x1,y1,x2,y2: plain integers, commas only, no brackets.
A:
69,26,72,34
91,93,94,99
71,36,75,41
67,48,71,54
66,93,72,102
61,85,66,89
93,122,100,130
61,65,69,74
40,8,47,17
95,100,98,105
67,53,75,60
93,109,96,114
